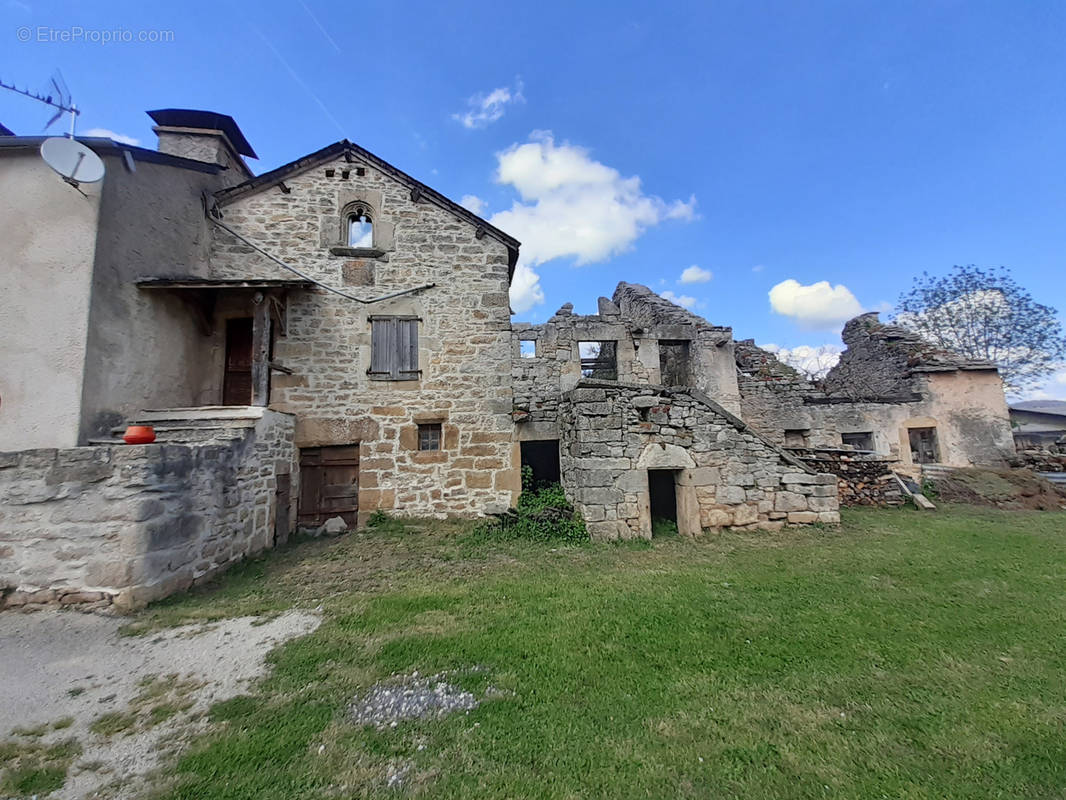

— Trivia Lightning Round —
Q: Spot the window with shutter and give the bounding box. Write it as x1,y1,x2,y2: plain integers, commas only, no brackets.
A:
369,316,420,380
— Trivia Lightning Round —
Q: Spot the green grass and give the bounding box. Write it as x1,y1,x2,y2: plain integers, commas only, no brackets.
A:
89,711,137,737
0,738,82,796
137,507,1066,799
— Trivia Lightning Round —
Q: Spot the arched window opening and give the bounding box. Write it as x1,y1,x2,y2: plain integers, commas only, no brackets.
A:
347,208,373,248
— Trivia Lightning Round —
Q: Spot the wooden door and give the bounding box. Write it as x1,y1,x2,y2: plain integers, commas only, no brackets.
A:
223,317,253,405
299,445,360,527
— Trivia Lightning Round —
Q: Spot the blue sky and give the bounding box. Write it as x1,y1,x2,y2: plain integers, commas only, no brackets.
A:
3,0,1064,397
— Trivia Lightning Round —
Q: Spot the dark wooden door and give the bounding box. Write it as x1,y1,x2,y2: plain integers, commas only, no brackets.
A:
223,317,253,405
299,445,360,527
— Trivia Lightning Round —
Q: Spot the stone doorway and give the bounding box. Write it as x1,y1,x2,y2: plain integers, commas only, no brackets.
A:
648,469,679,536
298,445,359,527
909,427,940,464
520,440,560,488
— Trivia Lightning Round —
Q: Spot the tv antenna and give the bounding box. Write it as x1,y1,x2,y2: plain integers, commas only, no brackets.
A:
0,70,80,136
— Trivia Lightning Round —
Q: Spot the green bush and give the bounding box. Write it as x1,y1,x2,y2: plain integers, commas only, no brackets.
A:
477,467,587,543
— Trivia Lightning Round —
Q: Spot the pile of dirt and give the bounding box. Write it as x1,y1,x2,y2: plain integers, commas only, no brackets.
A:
929,468,1066,511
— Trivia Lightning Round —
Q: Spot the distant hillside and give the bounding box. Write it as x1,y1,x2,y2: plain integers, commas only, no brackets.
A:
1012,400,1066,415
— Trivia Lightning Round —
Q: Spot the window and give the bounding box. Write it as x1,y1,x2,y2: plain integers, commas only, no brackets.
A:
841,431,874,451
784,429,810,448
347,208,373,248
658,340,690,386
908,427,939,464
579,341,618,380
520,340,537,358
418,423,442,451
369,316,419,380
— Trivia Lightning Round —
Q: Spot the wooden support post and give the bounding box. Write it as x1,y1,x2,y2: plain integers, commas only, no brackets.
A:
251,292,271,407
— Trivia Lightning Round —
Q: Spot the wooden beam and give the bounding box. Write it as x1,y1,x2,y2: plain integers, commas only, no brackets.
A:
251,292,271,407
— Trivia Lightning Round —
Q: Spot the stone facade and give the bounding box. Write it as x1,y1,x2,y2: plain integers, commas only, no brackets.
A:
209,145,520,520
559,382,839,540
0,409,295,610
734,314,1015,468
786,448,905,506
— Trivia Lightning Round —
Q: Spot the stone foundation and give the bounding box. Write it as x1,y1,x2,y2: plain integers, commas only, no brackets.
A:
0,409,295,610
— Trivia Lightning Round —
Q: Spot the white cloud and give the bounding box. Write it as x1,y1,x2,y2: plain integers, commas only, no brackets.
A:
83,128,140,146
679,265,712,284
460,194,486,215
661,290,697,309
510,262,544,313
490,131,696,313
452,79,525,129
762,343,843,380
769,278,864,329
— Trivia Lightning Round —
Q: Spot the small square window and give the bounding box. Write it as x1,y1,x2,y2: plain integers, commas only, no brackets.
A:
520,340,537,358
418,423,442,451
841,431,874,451
784,429,810,447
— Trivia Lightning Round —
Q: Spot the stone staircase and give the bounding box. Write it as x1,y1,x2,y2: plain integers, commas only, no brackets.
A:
90,406,269,446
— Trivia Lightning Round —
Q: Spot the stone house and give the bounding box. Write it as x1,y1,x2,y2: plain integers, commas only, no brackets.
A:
1,108,519,607
0,106,1014,606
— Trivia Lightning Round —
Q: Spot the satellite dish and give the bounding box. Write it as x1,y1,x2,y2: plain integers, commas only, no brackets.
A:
40,137,105,185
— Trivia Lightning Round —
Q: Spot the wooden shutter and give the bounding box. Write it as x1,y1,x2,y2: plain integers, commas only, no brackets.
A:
399,319,419,379
369,316,419,380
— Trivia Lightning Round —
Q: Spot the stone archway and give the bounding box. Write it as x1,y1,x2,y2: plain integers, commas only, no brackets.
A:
635,443,700,537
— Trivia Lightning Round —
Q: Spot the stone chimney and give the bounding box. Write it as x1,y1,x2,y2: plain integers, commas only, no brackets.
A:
146,109,256,180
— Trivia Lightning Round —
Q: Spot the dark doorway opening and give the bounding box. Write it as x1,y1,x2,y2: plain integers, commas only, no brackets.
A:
908,427,940,464
521,440,561,488
648,469,678,536
223,317,253,405
658,340,690,386
299,445,360,527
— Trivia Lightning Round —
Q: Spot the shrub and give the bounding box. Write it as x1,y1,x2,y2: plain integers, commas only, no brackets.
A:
477,467,587,543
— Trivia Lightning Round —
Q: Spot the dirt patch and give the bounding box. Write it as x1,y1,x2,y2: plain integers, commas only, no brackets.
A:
0,609,319,798
928,468,1066,511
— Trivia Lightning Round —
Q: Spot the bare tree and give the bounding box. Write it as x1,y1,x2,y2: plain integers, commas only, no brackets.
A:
894,265,1066,394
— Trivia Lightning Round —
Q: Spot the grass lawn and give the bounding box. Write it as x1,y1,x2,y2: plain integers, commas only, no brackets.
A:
135,507,1066,799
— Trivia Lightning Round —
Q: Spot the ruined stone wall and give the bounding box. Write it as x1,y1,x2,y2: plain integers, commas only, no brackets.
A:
558,382,839,540
512,285,742,439
735,337,1014,468
0,410,295,610
209,153,518,519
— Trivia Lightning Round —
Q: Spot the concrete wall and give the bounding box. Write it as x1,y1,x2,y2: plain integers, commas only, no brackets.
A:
559,382,839,540
78,152,228,441
0,409,295,610
209,153,518,519
0,151,101,450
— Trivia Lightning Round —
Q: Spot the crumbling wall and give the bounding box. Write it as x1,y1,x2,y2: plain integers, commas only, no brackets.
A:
735,320,1014,468
0,410,295,610
558,382,839,540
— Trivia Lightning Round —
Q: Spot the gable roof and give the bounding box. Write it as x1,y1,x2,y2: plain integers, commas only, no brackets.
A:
212,140,520,272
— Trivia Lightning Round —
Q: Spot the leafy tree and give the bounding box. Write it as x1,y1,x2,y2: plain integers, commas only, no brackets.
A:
894,265,1066,394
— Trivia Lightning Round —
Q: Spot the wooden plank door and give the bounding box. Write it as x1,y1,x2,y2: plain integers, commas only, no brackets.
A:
298,445,360,527
223,317,254,405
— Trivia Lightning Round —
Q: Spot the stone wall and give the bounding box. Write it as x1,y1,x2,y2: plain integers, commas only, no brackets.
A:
208,149,519,520
558,381,839,540
513,283,740,439
0,410,295,610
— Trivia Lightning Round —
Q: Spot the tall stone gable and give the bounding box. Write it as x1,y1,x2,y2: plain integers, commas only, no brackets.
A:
208,149,519,520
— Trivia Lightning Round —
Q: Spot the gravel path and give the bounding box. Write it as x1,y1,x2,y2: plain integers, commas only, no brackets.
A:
0,609,319,799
